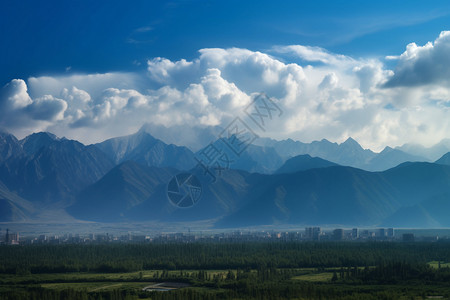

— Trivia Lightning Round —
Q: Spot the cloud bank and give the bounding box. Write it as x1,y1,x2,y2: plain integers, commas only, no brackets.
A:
2,31,450,150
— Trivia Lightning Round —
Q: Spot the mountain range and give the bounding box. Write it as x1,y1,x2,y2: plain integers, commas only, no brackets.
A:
1,125,450,228
254,136,427,171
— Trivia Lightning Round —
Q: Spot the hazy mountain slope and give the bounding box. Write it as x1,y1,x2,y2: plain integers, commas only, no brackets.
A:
367,146,426,171
140,123,224,151
397,139,450,161
68,161,177,222
195,137,284,174
68,160,450,227
0,180,35,222
68,163,252,222
96,130,195,170
418,192,450,227
130,168,252,222
254,137,375,167
435,152,450,166
381,205,441,228
218,162,450,228
275,154,338,174
241,144,284,173
254,137,427,171
381,162,450,207
378,162,450,228
217,166,400,227
381,191,450,228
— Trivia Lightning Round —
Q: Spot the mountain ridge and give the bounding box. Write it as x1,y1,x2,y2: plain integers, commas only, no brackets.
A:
95,130,196,170
275,154,339,174
1,128,450,227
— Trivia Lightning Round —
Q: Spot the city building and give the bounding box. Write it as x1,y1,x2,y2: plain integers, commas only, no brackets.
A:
5,229,19,245
333,229,344,241
387,228,394,238
352,228,358,239
305,227,322,241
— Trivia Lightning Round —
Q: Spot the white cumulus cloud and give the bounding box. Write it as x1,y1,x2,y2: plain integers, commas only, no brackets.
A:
2,33,450,150
385,31,450,87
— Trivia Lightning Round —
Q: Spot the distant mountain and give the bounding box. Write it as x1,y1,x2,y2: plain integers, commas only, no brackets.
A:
367,146,425,171
275,154,338,174
254,137,426,171
68,162,253,222
195,137,284,174
2,129,450,227
0,138,114,205
140,123,224,151
243,145,284,174
95,130,195,170
68,161,176,222
141,123,286,173
335,137,376,167
218,162,450,228
139,124,430,172
254,137,374,168
0,179,35,222
435,152,450,166
396,139,450,161
0,132,23,162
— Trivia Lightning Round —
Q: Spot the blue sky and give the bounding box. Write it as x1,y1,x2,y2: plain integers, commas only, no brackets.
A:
2,0,449,84
2,0,450,150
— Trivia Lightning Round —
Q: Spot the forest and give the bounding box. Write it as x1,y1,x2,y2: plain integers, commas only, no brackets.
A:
2,241,450,299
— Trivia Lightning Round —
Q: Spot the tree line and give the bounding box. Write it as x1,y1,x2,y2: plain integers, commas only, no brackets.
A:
1,241,450,274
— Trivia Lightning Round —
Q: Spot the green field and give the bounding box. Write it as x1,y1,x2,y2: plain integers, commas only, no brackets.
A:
429,261,450,269
292,271,334,282
40,281,153,292
2,242,450,299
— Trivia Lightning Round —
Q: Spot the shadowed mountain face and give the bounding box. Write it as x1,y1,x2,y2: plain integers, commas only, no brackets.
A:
275,154,338,174
68,161,252,223
217,162,450,228
0,132,23,163
95,130,196,170
0,139,114,205
20,132,59,155
216,167,400,227
67,158,450,228
67,161,177,222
